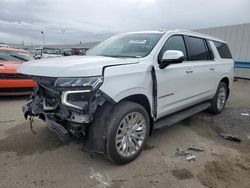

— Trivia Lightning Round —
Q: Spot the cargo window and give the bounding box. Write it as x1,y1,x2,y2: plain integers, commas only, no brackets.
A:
187,36,211,61
213,41,232,59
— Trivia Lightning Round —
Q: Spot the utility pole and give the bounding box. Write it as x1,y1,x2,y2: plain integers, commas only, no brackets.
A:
41,31,45,45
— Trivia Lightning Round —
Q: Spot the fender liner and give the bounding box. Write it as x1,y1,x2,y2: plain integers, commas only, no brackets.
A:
82,101,114,153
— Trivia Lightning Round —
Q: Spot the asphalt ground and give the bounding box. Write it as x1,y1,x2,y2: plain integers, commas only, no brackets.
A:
0,79,250,188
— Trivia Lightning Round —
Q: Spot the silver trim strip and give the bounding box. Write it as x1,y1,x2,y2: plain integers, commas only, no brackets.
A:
158,93,174,99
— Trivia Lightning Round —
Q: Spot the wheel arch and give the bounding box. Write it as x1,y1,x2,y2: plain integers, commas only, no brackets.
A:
219,76,230,99
119,94,154,135
220,77,229,87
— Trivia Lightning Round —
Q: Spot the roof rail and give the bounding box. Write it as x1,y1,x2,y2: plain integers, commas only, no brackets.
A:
173,29,225,42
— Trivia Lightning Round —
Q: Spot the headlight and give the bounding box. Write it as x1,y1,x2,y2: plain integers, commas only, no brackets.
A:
55,76,103,90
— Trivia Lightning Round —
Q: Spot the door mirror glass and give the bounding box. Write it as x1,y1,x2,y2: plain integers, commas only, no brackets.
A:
160,50,184,69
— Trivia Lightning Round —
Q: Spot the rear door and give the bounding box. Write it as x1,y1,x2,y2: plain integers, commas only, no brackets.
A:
184,36,215,100
155,35,215,119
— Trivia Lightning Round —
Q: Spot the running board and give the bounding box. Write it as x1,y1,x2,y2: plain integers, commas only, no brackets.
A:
153,102,211,129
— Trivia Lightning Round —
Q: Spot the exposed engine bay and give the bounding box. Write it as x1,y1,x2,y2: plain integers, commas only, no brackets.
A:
23,76,113,141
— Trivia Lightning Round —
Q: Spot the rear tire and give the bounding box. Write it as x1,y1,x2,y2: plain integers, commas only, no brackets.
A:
105,101,150,165
208,82,228,114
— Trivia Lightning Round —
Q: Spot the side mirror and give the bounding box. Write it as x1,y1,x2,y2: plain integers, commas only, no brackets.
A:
159,50,185,69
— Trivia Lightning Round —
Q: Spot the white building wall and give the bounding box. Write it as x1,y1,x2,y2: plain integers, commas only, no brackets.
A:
195,23,250,62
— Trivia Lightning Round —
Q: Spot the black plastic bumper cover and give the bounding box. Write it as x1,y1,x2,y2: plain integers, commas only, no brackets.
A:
46,118,69,142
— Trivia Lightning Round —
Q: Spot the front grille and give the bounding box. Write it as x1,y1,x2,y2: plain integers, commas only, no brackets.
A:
0,87,33,93
0,73,31,79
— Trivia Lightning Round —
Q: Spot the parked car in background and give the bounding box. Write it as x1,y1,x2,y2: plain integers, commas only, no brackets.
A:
18,30,234,164
33,47,62,59
62,48,89,56
71,47,88,55
0,47,36,95
62,48,72,56
0,43,9,48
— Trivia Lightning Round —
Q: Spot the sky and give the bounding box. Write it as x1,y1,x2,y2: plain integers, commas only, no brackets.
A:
0,0,249,45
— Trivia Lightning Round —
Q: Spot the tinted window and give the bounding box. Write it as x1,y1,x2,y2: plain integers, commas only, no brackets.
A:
188,37,210,61
158,35,187,61
213,41,232,59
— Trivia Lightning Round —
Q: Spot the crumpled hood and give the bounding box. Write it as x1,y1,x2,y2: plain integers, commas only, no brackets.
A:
18,55,139,77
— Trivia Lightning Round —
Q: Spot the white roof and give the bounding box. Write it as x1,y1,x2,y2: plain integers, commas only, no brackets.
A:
122,29,226,43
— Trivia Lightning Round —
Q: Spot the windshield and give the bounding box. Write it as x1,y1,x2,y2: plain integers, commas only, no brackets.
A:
0,50,33,62
86,33,163,58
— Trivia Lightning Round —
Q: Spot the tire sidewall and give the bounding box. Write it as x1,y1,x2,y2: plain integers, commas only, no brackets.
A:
216,82,228,112
209,82,228,114
106,102,150,164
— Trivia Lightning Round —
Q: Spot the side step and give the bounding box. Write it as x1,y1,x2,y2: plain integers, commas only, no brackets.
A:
153,102,211,129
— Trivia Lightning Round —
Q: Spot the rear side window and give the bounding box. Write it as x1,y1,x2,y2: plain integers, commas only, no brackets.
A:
188,37,211,61
158,35,187,62
213,41,232,59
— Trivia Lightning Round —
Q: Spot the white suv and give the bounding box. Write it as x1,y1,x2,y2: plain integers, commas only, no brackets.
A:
18,30,234,164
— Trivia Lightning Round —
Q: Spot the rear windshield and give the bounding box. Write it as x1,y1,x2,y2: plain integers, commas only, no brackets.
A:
213,41,232,59
0,50,33,62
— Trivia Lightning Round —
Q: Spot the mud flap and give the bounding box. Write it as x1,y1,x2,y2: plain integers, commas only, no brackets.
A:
82,102,114,153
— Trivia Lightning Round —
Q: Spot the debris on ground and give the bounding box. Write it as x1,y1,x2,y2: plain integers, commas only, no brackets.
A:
175,148,197,161
0,120,16,124
241,112,249,116
187,147,205,152
185,154,196,161
220,133,241,142
176,148,189,156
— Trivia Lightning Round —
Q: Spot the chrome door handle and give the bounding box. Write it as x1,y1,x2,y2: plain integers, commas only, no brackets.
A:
185,70,193,73
209,67,215,71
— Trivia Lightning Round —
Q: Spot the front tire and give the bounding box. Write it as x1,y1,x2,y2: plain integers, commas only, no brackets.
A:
208,82,228,114
106,101,150,165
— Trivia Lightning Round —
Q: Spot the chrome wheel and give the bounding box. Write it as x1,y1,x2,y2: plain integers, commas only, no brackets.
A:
217,86,227,111
115,112,146,157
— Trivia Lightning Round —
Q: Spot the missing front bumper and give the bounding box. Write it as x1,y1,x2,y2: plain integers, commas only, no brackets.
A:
22,82,114,141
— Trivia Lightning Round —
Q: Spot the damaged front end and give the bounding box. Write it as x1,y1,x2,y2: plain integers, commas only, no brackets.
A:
23,76,111,142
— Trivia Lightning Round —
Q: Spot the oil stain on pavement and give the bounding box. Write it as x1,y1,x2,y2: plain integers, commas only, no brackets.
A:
0,122,68,156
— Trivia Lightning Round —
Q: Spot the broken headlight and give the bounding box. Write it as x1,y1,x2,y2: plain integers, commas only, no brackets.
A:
55,76,103,90
55,76,103,110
